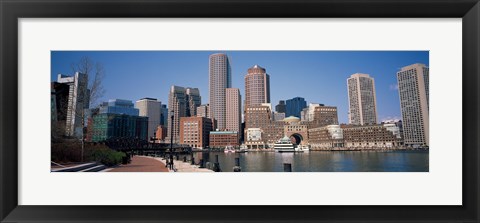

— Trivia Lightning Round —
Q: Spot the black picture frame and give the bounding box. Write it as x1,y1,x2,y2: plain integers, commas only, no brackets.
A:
1,0,479,222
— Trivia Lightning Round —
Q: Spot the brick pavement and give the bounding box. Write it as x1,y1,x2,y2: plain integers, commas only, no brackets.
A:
107,156,169,172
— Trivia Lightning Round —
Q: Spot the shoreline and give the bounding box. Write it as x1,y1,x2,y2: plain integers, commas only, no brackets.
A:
192,148,428,152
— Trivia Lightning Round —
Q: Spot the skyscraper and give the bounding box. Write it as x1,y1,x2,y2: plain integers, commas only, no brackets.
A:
285,97,307,118
135,98,161,140
347,73,378,125
209,53,231,130
275,100,286,113
244,65,270,108
226,88,241,133
160,104,168,127
168,85,187,143
397,63,429,147
57,72,89,137
185,87,201,117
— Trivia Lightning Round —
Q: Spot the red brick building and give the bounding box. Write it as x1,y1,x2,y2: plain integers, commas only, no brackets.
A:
155,125,167,142
179,117,213,149
209,131,239,148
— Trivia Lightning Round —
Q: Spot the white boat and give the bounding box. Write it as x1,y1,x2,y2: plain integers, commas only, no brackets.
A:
224,145,235,153
236,144,249,153
295,145,310,152
274,136,296,153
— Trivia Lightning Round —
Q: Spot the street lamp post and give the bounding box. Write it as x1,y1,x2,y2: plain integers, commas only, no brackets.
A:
169,110,174,170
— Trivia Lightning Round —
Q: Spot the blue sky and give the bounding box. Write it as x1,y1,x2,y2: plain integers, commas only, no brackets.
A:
51,51,429,124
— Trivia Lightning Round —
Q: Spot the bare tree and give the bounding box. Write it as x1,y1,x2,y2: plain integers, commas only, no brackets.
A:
70,56,106,162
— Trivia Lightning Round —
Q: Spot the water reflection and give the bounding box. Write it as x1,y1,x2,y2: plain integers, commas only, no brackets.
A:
186,150,428,172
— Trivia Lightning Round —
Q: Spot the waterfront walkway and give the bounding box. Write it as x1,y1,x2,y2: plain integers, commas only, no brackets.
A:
154,157,213,172
106,156,169,172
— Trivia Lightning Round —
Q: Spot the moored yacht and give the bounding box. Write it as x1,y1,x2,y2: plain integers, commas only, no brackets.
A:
224,145,235,153
274,136,296,153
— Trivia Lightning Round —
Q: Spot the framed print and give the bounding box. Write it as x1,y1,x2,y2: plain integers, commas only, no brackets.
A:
1,0,479,222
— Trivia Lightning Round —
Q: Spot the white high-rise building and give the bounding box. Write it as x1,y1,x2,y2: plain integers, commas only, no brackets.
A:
135,98,161,140
57,72,89,137
347,73,378,125
209,53,231,130
226,88,241,133
397,63,429,147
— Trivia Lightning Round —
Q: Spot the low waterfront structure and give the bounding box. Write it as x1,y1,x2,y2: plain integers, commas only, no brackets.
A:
341,124,400,149
209,131,239,148
308,125,344,149
245,128,265,149
284,118,308,145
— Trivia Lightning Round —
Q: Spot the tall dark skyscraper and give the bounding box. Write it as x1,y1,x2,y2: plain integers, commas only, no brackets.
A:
160,104,168,126
286,97,307,118
275,100,286,113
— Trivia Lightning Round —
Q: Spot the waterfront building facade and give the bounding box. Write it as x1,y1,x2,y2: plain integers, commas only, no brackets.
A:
285,97,307,118
226,88,242,134
341,124,399,148
282,116,308,146
308,125,344,149
284,122,308,145
397,63,429,147
209,131,239,148
264,121,287,146
275,100,286,113
209,53,231,131
347,73,378,125
100,99,139,116
90,113,148,142
57,72,90,137
245,128,264,149
135,98,161,140
244,65,270,108
179,117,213,149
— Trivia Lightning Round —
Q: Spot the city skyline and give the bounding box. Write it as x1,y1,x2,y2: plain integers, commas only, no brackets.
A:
51,51,429,124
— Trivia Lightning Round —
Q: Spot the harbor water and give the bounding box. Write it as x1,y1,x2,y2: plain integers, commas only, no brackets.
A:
187,150,429,172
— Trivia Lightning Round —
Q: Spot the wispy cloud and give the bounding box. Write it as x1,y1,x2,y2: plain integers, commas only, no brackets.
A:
389,84,398,91
381,116,402,122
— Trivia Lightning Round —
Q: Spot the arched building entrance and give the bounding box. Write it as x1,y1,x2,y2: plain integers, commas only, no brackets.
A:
289,133,303,145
